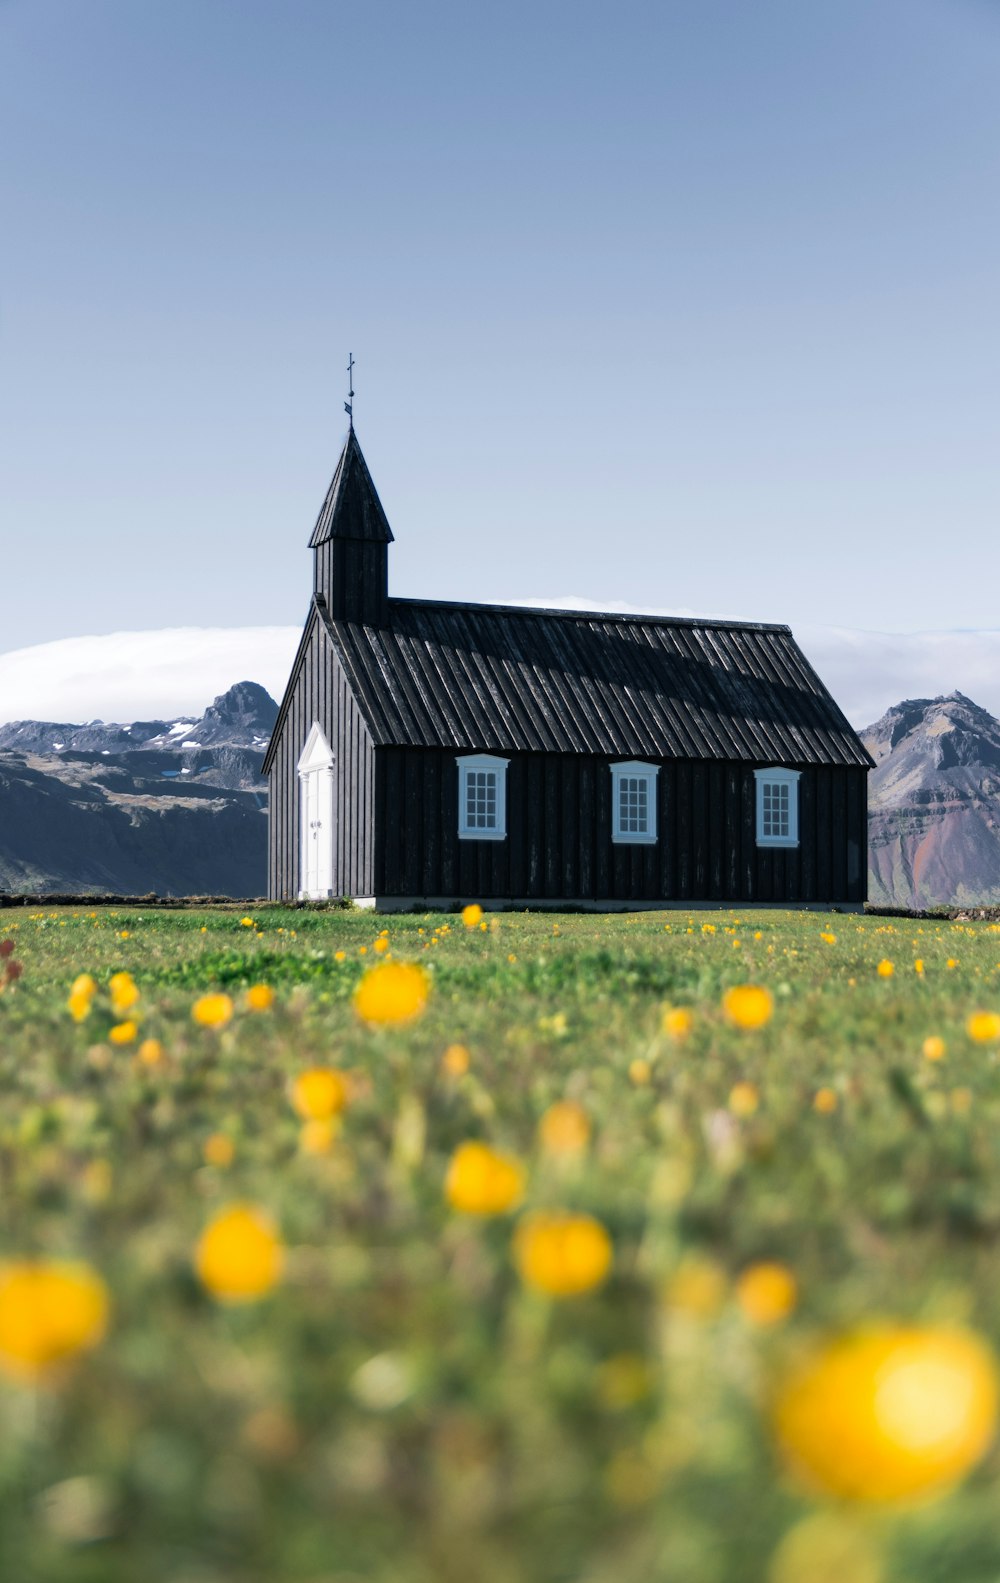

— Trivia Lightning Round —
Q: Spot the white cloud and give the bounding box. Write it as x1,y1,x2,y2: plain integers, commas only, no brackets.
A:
1,614,998,730
0,627,300,724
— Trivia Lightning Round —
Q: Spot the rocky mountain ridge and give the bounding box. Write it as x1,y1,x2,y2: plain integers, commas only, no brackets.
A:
864,691,1000,909
0,683,277,897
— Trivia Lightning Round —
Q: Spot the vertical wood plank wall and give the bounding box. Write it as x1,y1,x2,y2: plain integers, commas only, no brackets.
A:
373,750,868,905
266,618,375,900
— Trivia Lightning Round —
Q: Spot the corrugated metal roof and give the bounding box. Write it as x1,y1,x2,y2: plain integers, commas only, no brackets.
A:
316,597,872,767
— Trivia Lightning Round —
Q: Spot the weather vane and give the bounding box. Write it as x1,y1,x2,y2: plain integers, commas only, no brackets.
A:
345,352,355,428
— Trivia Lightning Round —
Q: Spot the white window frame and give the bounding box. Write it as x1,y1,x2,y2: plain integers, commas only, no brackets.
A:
457,753,509,841
754,766,801,847
611,760,659,845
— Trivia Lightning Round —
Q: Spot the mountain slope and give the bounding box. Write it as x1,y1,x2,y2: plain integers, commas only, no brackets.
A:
0,682,276,897
864,691,1000,909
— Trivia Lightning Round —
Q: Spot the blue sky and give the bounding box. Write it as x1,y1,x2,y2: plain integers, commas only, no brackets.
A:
2,0,1000,673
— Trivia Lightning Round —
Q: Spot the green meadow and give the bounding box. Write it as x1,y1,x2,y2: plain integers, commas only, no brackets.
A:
3,903,1000,1582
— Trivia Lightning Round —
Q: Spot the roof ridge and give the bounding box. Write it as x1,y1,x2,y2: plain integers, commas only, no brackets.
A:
385,595,792,635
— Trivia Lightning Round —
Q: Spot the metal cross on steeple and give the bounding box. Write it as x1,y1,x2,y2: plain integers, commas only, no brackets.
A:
344,353,355,428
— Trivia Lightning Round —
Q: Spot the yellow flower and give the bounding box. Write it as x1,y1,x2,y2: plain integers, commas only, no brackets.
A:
109,1020,137,1045
723,984,774,1030
538,1100,591,1155
774,1325,998,1502
246,983,274,1012
923,1036,946,1062
813,1086,838,1114
820,932,837,945
967,1011,1000,1044
192,993,234,1029
300,1118,337,1155
947,958,959,969
137,1038,163,1066
876,959,894,978
914,959,924,974
462,904,484,928
334,949,347,962
67,989,93,1022
513,1211,612,1298
71,973,97,999
441,1042,471,1076
240,916,256,928
661,1006,693,1039
373,937,390,954
353,961,430,1026
736,1261,798,1325
109,971,139,1014
290,1067,349,1121
0,1260,109,1382
203,1132,235,1168
445,1142,525,1215
195,1204,284,1304
729,1080,760,1117
664,1255,728,1319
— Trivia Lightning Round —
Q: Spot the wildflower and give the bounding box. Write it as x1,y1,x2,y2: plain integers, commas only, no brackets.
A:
537,1011,568,1038
299,1118,337,1154
137,1038,163,1067
539,1100,590,1155
441,1043,470,1076
240,917,256,928
334,949,347,962
246,984,274,1012
513,1211,612,1297
353,961,429,1026
0,1260,109,1382
71,973,97,999
373,937,390,954
462,904,483,928
203,1132,235,1168
702,923,716,935
876,960,894,978
729,1080,760,1116
195,1204,284,1304
967,1012,1000,1044
774,1324,998,1502
923,1036,946,1062
68,988,93,1022
813,1086,838,1114
947,958,959,969
108,1021,137,1045
109,971,139,1014
661,1006,693,1039
290,1068,349,1121
664,1255,727,1319
723,985,773,1030
629,1057,651,1085
914,958,924,974
736,1261,797,1325
446,1142,525,1215
192,993,234,1029
820,932,837,945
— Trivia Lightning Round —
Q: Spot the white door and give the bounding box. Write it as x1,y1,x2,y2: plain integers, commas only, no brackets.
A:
297,722,335,899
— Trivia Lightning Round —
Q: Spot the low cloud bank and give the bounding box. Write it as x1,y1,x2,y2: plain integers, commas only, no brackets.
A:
1,615,998,730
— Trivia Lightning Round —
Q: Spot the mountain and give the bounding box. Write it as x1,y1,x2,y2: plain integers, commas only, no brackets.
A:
864,691,1000,909
0,682,277,897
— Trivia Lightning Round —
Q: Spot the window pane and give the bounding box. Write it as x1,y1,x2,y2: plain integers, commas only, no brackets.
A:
465,769,498,829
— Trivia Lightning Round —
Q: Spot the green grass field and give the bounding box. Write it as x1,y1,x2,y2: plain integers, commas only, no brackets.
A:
3,903,1000,1582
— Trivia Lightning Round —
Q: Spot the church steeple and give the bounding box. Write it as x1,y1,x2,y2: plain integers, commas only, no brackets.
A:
309,428,393,626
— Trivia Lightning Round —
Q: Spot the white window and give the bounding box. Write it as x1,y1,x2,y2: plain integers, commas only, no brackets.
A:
611,760,659,844
754,767,801,847
457,753,509,840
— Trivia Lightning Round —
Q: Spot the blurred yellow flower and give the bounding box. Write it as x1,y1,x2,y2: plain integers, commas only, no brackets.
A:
539,1100,591,1155
353,961,430,1026
334,949,346,962
108,1020,137,1045
462,904,484,928
109,971,139,1014
729,1081,760,1117
300,1118,337,1155
914,959,924,974
137,1038,163,1067
441,1042,471,1076
947,958,959,969
629,1057,651,1085
68,989,93,1022
736,1261,798,1325
922,1035,946,1062
723,985,774,1030
192,993,234,1029
774,1325,998,1502
203,1132,235,1168
195,1204,284,1304
513,1211,612,1298
813,1087,838,1114
246,984,274,1012
0,1260,109,1382
876,960,894,978
239,917,255,928
290,1067,349,1121
967,1012,1000,1044
661,1006,693,1039
373,937,390,954
820,932,837,945
446,1141,525,1215
71,973,97,999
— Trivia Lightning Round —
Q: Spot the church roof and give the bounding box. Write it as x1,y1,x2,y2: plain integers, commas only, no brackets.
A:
308,429,394,547
314,595,872,767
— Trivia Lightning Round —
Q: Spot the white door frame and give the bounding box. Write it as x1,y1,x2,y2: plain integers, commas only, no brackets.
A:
297,722,335,899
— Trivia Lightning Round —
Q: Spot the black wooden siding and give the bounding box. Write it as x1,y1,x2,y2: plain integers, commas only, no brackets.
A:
373,749,867,904
266,613,375,901
313,541,388,626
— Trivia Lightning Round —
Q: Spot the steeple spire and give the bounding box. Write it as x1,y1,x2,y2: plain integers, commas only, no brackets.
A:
309,427,393,626
344,352,355,429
